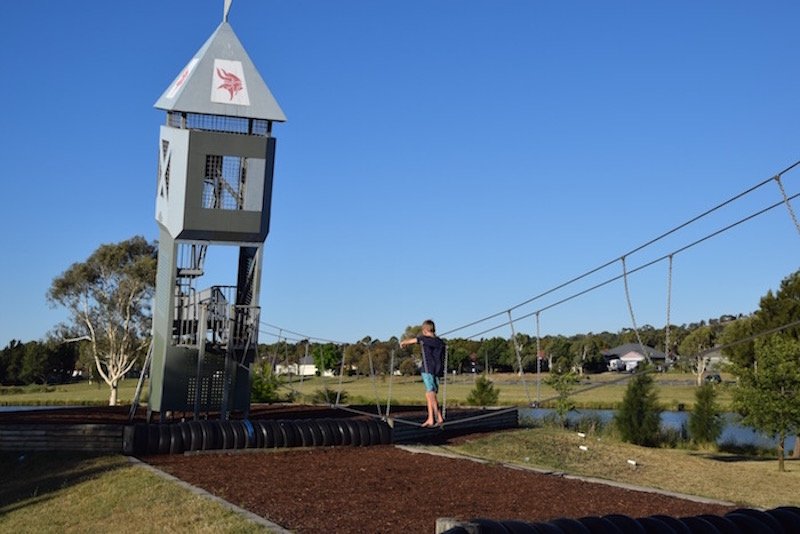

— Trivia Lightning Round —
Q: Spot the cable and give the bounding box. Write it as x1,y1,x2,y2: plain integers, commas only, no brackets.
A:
441,159,800,337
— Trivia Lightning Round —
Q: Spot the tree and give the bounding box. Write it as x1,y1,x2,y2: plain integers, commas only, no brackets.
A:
544,369,579,426
677,325,716,386
466,375,500,406
614,372,661,447
311,343,339,375
47,236,157,405
688,383,723,446
732,335,800,472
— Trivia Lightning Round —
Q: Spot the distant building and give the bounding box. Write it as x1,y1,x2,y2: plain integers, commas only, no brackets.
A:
601,343,668,368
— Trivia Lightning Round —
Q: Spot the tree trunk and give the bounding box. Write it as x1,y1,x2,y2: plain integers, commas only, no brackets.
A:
109,380,118,406
792,435,800,458
778,435,786,472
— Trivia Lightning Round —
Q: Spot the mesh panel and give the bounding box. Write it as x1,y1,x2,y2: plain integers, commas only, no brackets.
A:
167,111,269,136
202,155,246,210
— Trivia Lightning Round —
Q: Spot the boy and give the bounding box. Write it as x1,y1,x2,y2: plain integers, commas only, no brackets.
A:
400,319,445,427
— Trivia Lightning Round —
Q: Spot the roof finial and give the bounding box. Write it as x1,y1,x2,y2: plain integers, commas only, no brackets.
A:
223,0,232,22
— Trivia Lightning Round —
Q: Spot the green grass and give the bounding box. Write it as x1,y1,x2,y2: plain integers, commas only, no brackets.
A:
0,372,735,410
283,371,736,411
0,452,271,533
436,426,800,509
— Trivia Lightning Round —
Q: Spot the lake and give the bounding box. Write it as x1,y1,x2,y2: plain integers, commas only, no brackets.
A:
520,407,795,452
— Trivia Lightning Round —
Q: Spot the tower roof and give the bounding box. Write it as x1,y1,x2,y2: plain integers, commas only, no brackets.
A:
155,21,286,122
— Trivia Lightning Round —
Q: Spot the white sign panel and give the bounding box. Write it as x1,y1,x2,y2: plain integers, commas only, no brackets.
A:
211,59,250,106
165,58,199,100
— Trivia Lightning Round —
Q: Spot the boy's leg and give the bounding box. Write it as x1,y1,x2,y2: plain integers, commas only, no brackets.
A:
426,391,444,424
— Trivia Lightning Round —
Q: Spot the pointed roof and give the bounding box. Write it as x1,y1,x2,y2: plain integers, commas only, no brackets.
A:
155,21,286,122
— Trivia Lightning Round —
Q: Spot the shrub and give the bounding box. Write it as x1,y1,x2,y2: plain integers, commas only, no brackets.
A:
688,383,723,446
614,372,661,446
466,375,500,406
251,366,281,403
310,387,347,405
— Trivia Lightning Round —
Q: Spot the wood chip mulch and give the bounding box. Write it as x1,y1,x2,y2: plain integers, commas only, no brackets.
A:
144,445,735,533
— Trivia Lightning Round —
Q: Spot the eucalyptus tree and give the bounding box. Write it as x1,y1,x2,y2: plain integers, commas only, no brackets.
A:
47,236,157,405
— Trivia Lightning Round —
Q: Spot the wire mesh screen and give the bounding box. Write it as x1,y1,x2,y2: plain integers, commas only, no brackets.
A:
158,140,170,198
203,155,247,210
167,111,270,136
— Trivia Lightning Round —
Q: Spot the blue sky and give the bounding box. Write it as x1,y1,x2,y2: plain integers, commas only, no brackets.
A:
1,0,798,347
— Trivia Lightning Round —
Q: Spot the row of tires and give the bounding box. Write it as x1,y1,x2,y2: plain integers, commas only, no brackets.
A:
130,418,391,455
443,507,800,533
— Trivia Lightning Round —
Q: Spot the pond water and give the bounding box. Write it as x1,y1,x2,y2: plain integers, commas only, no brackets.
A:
520,408,795,452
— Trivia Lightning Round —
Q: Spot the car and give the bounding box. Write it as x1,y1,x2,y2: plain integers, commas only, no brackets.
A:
704,373,722,384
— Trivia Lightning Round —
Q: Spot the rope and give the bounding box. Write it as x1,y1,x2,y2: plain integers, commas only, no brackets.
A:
774,174,800,238
442,343,448,420
441,159,800,339
535,312,542,406
621,256,650,363
365,341,383,418
386,348,395,418
665,255,673,363
335,344,347,406
507,310,532,405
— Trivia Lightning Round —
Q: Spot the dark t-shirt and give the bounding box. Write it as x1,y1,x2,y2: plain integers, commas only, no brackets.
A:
418,335,445,377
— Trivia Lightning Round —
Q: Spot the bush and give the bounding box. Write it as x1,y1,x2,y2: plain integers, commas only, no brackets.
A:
251,366,281,403
466,375,500,406
310,387,347,405
614,372,662,446
688,383,723,446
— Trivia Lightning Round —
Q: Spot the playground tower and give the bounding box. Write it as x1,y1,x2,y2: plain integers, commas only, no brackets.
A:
148,4,285,420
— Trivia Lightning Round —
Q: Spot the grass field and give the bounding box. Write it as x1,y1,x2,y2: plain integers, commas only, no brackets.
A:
0,371,735,411
0,452,270,533
440,426,800,509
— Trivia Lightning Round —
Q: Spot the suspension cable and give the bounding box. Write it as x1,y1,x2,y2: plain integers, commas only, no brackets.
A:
665,255,674,361
441,159,800,338
507,310,532,405
774,174,800,238
621,256,649,362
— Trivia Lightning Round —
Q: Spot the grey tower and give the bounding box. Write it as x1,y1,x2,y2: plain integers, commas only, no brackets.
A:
148,8,285,420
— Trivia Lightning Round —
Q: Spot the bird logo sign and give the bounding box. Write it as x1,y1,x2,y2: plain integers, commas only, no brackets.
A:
211,59,250,106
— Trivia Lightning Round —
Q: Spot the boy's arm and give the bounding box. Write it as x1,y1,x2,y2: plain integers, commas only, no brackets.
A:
399,337,418,348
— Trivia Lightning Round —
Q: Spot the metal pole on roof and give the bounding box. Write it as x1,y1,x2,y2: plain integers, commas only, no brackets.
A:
224,0,232,22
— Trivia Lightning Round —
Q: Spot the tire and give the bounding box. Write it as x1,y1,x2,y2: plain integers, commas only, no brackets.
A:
169,424,184,454
157,425,172,455
308,420,324,447
336,419,352,446
345,420,361,446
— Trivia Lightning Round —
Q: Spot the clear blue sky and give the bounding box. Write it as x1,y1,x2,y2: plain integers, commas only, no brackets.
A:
1,0,798,347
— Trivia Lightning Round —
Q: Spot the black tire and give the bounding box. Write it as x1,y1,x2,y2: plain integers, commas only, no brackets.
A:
199,420,219,450
636,517,676,534
179,422,192,451
357,420,371,447
251,420,266,448
158,425,172,455
335,419,351,446
230,421,246,449
278,421,298,447
548,517,591,534
377,420,391,445
578,516,624,533
132,423,149,455
723,512,772,534
695,514,740,534
768,507,800,533
317,419,333,447
146,424,160,455
169,424,184,454
345,420,361,446
678,517,719,533
307,420,324,447
268,420,285,448
241,420,256,448
602,514,645,534
727,508,783,533
187,421,202,451
649,516,691,534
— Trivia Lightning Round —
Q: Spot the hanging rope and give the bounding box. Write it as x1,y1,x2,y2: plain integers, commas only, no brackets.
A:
535,312,542,406
507,310,532,405
621,256,650,363
385,348,395,418
441,343,449,421
774,174,800,238
664,255,674,364
335,344,347,406
365,341,383,418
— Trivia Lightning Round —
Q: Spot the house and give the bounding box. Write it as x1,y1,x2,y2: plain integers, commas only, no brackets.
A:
601,343,668,370
275,355,318,377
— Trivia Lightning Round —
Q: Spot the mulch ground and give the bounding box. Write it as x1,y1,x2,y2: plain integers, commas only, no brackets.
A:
2,406,736,532
144,444,734,533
